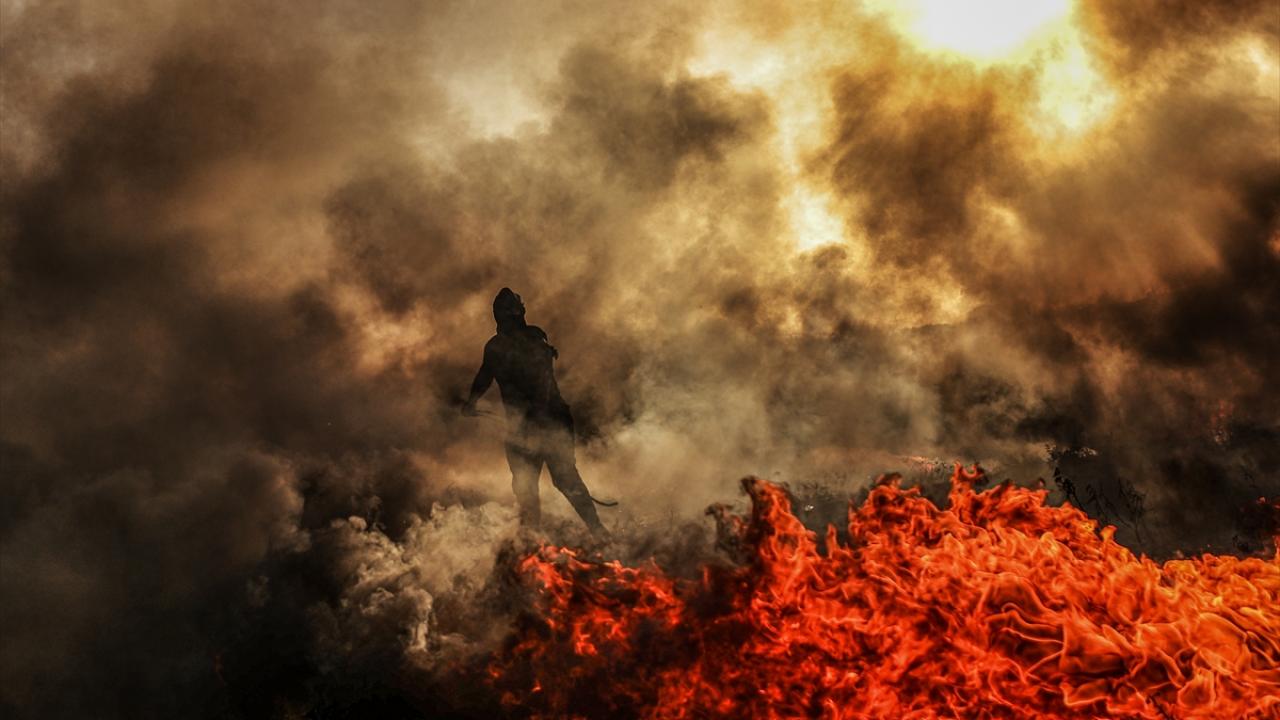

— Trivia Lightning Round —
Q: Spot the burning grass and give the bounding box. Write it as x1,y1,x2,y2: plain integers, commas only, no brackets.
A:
488,466,1280,719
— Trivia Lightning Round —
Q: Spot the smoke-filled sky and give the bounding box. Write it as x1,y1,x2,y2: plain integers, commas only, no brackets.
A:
2,1,1278,717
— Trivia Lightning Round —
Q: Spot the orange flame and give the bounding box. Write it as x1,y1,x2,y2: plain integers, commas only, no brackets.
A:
488,466,1280,718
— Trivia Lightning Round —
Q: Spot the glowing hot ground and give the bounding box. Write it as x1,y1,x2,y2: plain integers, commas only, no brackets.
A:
488,466,1280,719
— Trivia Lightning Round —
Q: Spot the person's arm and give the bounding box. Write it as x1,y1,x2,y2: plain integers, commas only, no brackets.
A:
461,342,495,416
531,326,558,359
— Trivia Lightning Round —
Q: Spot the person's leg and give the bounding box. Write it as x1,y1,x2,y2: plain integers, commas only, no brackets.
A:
504,442,543,527
544,430,604,532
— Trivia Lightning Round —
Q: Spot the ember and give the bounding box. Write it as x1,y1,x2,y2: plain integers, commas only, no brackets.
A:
490,466,1280,719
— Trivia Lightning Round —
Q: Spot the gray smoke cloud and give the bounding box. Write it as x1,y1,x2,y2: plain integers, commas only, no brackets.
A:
1,0,1277,717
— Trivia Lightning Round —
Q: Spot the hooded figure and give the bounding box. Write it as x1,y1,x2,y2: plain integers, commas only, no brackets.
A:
462,288,607,533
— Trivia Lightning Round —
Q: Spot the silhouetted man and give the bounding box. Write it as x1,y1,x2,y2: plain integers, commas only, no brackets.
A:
462,288,608,533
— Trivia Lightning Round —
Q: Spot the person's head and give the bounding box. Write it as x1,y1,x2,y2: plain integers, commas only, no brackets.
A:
493,287,526,331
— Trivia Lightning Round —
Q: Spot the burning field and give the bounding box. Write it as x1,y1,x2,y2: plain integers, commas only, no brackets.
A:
3,0,1279,718
491,467,1280,719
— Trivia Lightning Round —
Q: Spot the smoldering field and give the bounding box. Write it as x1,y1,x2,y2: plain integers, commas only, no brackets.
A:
1,0,1277,717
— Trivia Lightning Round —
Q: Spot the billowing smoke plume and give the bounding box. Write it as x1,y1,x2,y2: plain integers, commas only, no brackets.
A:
1,0,1276,717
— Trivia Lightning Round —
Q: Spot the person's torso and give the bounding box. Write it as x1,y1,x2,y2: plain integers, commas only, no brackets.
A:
488,327,568,425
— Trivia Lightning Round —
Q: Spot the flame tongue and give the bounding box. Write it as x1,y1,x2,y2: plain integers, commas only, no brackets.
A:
490,467,1280,719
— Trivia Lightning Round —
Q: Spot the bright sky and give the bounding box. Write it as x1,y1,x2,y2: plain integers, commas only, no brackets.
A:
878,0,1073,59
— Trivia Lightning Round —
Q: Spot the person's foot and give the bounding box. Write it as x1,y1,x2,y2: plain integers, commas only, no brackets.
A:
514,519,549,547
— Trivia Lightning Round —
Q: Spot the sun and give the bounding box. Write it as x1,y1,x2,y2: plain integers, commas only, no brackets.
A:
865,0,1114,136
875,0,1074,61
